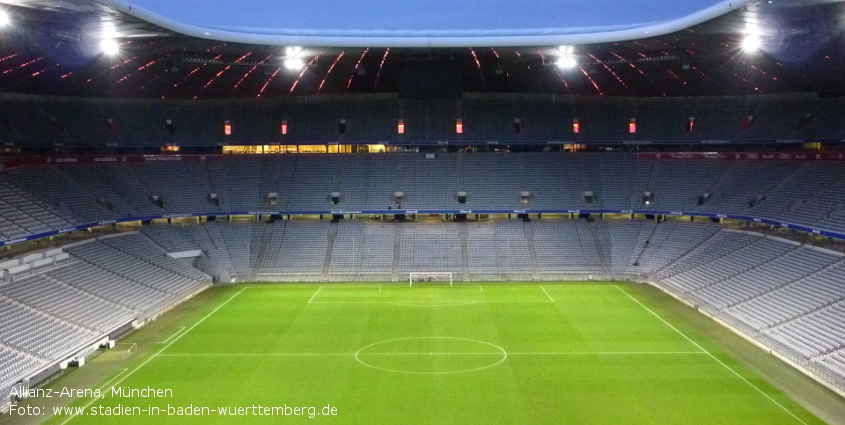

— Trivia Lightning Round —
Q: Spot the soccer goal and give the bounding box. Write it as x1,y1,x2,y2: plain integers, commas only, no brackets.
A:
409,272,453,286
113,343,137,360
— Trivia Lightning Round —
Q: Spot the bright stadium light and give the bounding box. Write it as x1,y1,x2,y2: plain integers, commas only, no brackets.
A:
284,58,304,71
556,56,577,69
100,39,119,56
741,36,761,52
0,10,10,27
101,22,117,38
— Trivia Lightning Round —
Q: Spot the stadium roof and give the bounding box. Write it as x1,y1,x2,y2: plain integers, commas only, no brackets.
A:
100,0,751,48
0,0,843,98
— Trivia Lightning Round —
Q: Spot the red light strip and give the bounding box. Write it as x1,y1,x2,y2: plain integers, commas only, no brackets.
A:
290,50,326,95
578,67,602,95
0,53,19,63
374,48,389,89
30,67,48,77
257,68,281,97
193,52,253,98
115,59,157,84
739,58,780,82
346,48,369,90
318,51,345,92
109,56,137,70
173,67,200,87
609,52,664,96
586,52,628,89
232,54,273,92
469,48,486,90
162,54,223,97
2,57,44,74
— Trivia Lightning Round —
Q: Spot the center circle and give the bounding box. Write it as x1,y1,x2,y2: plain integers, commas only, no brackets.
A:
354,337,507,374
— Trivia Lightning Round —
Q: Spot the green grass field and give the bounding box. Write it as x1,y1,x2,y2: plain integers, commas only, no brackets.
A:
22,283,833,424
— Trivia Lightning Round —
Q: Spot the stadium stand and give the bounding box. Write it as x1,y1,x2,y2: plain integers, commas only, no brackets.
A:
2,93,845,146
0,233,211,409
2,209,845,405
5,153,845,245
6,151,845,406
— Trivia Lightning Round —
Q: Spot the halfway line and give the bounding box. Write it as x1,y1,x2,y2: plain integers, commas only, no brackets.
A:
158,351,707,357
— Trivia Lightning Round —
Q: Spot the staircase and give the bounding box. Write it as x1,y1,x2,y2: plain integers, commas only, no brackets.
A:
586,222,610,276
391,223,402,282
522,221,540,281
321,222,338,281
459,223,470,283
252,222,278,278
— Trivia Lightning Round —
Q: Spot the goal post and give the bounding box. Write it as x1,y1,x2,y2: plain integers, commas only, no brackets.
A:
114,343,137,360
409,272,453,287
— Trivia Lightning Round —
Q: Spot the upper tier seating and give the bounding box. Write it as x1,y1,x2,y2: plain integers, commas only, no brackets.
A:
4,153,845,245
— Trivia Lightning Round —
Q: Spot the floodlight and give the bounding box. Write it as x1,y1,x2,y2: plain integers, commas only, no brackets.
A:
284,58,304,71
285,46,303,57
0,10,10,27
100,39,119,56
559,45,575,55
556,56,577,69
741,36,761,52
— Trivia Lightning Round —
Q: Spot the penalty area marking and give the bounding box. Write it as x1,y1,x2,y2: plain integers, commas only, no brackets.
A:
307,286,323,303
59,286,249,425
613,285,808,425
540,286,555,302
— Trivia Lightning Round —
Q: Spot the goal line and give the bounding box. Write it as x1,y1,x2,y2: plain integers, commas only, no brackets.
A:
409,272,453,286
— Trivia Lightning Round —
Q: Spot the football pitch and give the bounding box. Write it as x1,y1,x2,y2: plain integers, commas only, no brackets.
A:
26,283,834,424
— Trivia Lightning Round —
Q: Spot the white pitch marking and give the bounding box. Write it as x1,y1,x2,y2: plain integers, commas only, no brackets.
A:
309,300,551,304
354,337,508,374
307,286,323,303
157,351,706,357
59,287,249,425
540,286,555,302
614,285,808,425
157,326,186,344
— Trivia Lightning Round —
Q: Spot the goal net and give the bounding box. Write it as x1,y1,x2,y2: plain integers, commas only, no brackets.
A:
114,343,137,360
409,272,453,287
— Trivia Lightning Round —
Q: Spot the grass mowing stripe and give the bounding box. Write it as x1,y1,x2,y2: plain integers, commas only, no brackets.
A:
58,286,249,425
614,284,809,425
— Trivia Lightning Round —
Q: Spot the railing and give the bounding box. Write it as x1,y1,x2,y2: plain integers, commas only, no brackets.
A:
5,208,845,249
